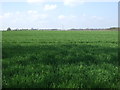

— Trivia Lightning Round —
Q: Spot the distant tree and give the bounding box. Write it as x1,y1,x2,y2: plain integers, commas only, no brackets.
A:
7,27,11,31
31,28,33,30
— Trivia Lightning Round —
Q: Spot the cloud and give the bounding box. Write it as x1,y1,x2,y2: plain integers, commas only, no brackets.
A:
27,10,38,14
0,0,119,3
44,4,57,11
27,10,48,20
27,0,45,3
58,15,66,19
39,14,48,19
0,11,48,23
0,11,48,29
58,15,77,20
70,15,77,18
25,0,119,8
63,0,84,6
61,0,119,6
0,12,13,20
91,16,103,20
15,11,21,15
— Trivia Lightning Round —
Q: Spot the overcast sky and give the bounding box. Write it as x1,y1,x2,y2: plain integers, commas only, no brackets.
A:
0,1,118,30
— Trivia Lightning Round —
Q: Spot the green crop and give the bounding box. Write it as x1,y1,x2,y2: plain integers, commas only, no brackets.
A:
2,30,119,88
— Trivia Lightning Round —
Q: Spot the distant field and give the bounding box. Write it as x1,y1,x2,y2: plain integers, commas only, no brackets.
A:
2,30,119,88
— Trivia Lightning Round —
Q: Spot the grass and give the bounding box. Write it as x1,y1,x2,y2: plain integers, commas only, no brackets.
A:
2,30,119,88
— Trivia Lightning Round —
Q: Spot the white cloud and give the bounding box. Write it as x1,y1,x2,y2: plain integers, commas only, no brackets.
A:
63,0,84,6
0,0,119,2
26,10,48,20
0,11,48,22
70,15,77,18
92,16,103,20
44,4,57,11
27,0,45,3
0,11,48,30
0,12,13,20
25,0,119,7
58,15,77,20
0,16,3,21
27,10,38,14
39,14,48,19
16,11,21,15
4,13,13,18
58,15,66,19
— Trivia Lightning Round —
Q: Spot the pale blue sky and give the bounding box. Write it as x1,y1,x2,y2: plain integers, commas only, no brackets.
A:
0,2,118,30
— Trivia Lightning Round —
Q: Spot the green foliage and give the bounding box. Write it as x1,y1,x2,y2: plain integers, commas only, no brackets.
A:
2,30,119,88
7,27,11,31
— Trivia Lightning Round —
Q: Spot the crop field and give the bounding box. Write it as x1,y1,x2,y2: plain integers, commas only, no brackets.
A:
2,30,119,88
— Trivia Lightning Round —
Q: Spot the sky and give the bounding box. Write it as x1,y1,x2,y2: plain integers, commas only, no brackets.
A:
0,0,118,30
